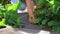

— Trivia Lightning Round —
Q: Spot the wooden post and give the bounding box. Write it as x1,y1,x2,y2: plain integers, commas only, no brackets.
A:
25,0,34,23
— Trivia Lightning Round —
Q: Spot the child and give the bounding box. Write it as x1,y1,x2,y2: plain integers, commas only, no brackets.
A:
19,0,26,11
11,0,37,11
19,0,37,11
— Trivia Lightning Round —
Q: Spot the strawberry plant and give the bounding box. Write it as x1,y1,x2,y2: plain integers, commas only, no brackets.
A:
34,0,60,32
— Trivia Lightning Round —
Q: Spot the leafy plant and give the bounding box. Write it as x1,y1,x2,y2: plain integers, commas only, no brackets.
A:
0,1,21,28
34,0,60,32
0,19,6,26
5,1,21,28
0,0,11,5
0,4,6,27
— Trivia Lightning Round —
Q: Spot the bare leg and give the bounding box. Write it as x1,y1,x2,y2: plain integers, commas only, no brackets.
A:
25,0,34,23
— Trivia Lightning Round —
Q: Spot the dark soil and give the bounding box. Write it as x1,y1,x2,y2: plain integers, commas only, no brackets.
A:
0,26,6,29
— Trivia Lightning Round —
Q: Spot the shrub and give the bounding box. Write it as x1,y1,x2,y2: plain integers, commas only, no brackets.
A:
34,0,60,32
0,1,21,28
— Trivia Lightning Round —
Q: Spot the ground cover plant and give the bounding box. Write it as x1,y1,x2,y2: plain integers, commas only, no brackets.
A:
34,0,60,32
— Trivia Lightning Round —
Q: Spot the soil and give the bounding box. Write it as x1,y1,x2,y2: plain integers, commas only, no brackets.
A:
0,26,6,29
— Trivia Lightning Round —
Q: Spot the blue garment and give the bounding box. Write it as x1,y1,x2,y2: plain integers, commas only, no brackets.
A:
19,3,26,11
20,0,37,3
11,0,19,4
32,0,37,4
19,0,37,11
18,0,26,11
11,0,26,11
20,0,25,3
11,0,37,11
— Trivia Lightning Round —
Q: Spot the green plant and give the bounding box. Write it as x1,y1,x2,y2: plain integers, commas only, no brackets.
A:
0,1,21,28
0,4,6,27
0,0,11,5
34,0,60,32
5,1,21,28
0,19,6,26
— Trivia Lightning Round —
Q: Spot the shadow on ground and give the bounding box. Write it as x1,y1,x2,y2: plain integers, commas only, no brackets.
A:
0,27,60,34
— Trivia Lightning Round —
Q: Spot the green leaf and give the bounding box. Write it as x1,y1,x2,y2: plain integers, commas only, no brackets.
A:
34,18,40,23
53,26,60,32
0,18,6,26
48,20,58,26
5,1,21,11
42,19,48,25
34,0,60,32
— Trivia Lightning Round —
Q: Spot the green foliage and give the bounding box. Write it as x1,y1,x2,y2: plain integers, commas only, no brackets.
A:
42,19,48,25
34,0,60,32
0,19,6,26
34,18,40,24
48,20,57,26
5,1,21,28
0,4,6,27
0,1,21,28
52,26,60,32
0,0,11,5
